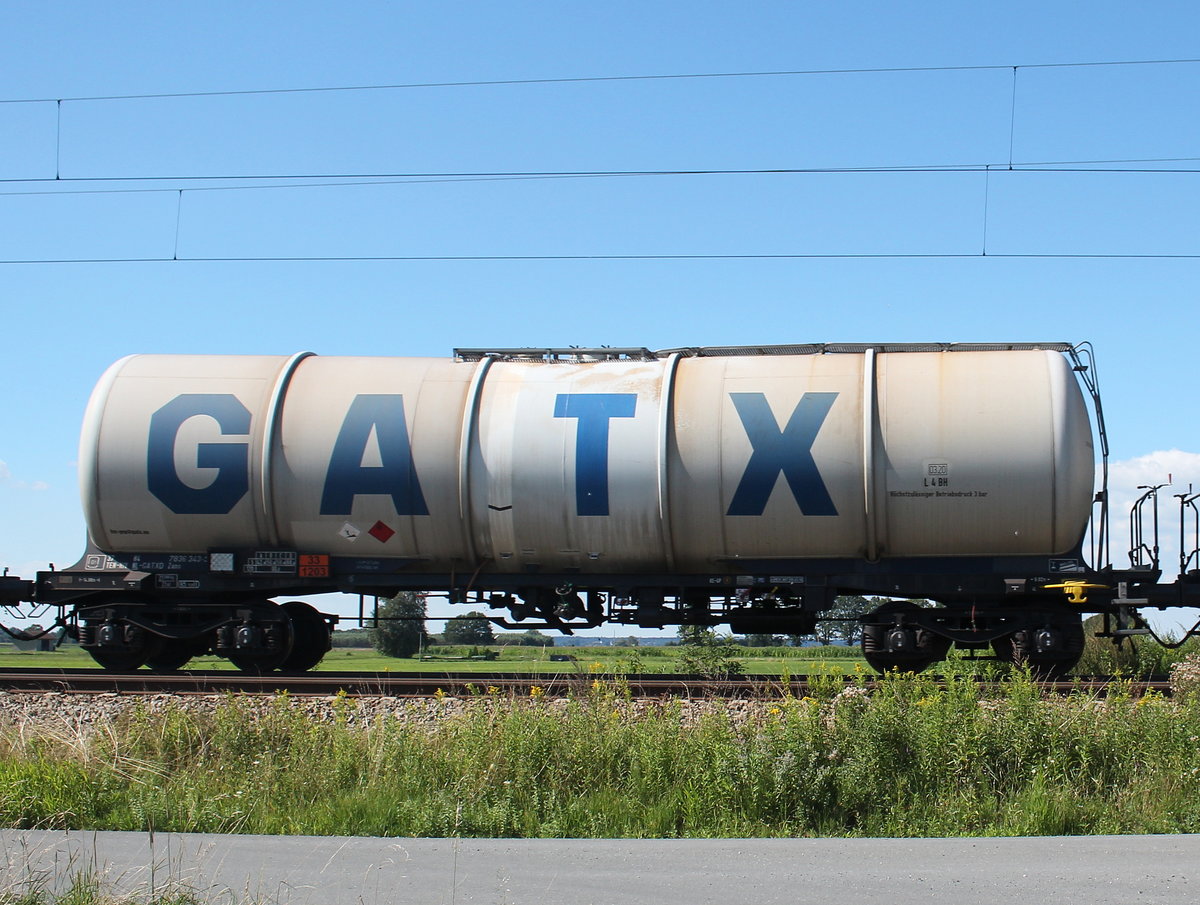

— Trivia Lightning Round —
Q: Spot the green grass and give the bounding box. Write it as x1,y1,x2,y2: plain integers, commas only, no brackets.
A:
0,872,207,905
4,669,1200,838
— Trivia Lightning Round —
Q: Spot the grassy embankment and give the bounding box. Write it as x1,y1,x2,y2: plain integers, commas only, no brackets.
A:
0,875,203,905
5,666,1200,839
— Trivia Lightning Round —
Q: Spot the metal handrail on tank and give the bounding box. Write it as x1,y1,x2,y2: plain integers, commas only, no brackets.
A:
455,347,655,362
1066,342,1110,569
457,342,1082,362
1130,483,1168,570
1177,488,1200,578
656,341,1077,358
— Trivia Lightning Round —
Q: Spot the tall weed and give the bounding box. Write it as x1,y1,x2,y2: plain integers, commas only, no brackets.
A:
1074,618,1200,676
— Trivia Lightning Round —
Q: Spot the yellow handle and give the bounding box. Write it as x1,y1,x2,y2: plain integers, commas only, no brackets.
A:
1043,580,1109,604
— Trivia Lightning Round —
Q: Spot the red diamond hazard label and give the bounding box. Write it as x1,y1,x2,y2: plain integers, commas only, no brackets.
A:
368,521,396,543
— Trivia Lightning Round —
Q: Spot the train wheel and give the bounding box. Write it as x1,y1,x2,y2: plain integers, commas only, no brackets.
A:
228,649,290,674
89,648,148,671
145,639,206,672
280,601,331,672
990,634,1016,661
861,601,950,673
87,630,163,671
226,600,294,673
992,620,1084,677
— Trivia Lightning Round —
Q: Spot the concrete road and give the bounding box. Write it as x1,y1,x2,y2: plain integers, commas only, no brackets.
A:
1,830,1197,904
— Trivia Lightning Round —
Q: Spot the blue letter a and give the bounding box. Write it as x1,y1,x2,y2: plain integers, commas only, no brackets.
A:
320,395,429,516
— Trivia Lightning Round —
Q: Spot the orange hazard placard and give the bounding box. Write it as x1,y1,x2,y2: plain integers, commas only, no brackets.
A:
298,554,330,577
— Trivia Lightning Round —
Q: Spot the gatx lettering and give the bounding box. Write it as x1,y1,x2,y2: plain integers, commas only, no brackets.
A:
147,390,838,519
726,392,838,516
553,393,637,516
320,395,429,516
146,394,251,514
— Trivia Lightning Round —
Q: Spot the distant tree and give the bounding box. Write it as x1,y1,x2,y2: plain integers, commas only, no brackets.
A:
331,629,372,648
497,629,555,647
443,611,496,645
814,595,871,645
12,624,46,652
622,636,640,647
677,624,711,645
677,630,745,677
369,592,427,657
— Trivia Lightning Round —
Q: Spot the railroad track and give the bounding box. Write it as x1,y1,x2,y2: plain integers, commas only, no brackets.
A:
0,668,1174,697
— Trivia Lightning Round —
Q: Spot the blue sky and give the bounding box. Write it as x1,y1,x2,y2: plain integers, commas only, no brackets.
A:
2,1,1198,632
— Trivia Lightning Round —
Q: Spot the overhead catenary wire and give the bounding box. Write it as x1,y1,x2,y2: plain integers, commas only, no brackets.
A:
1007,67,1019,169
2,252,1199,265
1,160,1199,198
0,57,1193,194
1,58,1195,265
1,55,1198,105
6,56,1200,189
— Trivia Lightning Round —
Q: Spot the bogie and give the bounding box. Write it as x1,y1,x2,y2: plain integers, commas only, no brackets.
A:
75,598,333,674
860,601,951,673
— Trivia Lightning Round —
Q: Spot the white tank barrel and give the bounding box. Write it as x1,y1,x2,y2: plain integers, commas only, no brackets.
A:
79,347,1095,571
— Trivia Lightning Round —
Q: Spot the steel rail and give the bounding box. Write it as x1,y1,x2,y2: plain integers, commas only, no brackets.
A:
0,668,1173,698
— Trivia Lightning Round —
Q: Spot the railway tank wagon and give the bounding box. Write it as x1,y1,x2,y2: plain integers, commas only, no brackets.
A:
13,341,1185,674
